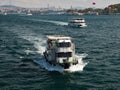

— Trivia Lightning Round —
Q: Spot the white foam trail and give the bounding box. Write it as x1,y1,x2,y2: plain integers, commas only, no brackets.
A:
65,54,88,72
22,35,46,55
30,19,68,26
34,53,88,72
6,24,46,63
34,58,64,72
21,35,88,72
8,25,88,72
24,49,36,55
6,25,46,55
21,34,88,72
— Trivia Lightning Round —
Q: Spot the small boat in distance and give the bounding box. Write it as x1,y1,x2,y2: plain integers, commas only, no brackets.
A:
43,35,78,69
68,18,87,27
27,13,32,16
4,12,8,15
26,10,32,16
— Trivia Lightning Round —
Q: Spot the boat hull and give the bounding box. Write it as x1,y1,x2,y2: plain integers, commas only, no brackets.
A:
68,23,87,28
43,51,78,69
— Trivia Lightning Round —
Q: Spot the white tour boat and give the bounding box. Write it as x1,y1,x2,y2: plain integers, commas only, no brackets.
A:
68,18,87,27
26,10,32,16
4,12,8,15
43,35,78,69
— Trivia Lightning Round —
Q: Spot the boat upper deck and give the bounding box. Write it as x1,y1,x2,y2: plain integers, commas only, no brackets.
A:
47,35,71,40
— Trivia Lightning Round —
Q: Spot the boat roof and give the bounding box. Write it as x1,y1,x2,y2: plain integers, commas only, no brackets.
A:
71,18,84,20
47,35,71,40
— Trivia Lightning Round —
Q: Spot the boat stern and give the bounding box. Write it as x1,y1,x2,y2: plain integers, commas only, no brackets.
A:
57,57,78,69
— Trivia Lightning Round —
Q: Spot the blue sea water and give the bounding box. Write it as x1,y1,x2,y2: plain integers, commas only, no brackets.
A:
0,14,120,90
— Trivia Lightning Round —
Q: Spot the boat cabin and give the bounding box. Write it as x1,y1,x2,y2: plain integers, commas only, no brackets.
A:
44,35,77,68
47,35,72,49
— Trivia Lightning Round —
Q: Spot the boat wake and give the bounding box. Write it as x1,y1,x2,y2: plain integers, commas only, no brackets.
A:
65,54,88,72
20,35,88,72
22,35,46,55
34,53,88,72
29,19,68,26
9,26,88,72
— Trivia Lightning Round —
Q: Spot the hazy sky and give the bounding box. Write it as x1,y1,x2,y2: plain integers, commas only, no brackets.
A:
0,0,120,8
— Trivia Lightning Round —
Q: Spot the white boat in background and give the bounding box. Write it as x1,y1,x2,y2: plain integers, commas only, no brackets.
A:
68,18,87,27
4,12,8,15
27,13,32,16
26,10,32,16
43,35,78,69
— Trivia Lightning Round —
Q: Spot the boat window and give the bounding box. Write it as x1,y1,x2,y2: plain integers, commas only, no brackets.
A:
57,42,71,47
56,52,72,57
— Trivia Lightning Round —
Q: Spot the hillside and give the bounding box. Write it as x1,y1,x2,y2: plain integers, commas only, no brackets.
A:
0,5,22,9
103,3,120,14
67,3,120,15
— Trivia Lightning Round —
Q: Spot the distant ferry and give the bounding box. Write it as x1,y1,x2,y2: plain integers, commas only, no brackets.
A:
26,10,33,16
68,18,87,27
27,13,32,16
4,12,8,15
43,35,78,69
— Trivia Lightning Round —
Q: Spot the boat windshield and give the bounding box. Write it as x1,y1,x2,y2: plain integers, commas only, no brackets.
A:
56,52,72,57
57,42,71,47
